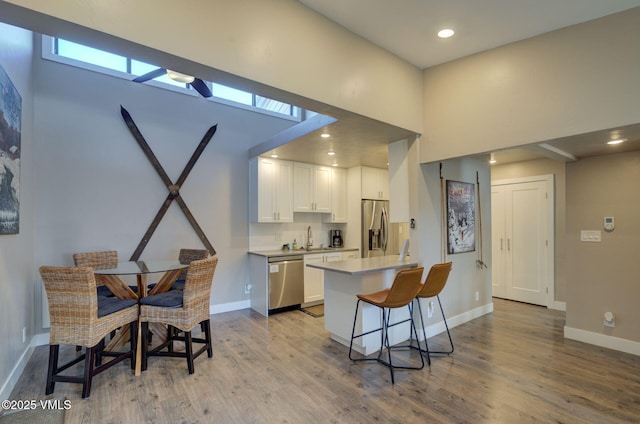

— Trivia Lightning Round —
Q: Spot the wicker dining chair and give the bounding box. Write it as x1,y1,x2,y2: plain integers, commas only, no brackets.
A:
73,250,119,297
140,256,218,374
39,266,139,398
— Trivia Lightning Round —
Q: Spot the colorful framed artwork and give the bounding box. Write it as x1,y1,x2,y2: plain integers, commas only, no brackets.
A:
446,180,475,254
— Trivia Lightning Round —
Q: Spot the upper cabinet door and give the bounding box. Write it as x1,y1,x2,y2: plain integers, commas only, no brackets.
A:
313,165,332,212
324,167,347,223
293,162,332,213
249,157,293,222
275,160,294,222
293,162,314,212
361,166,389,200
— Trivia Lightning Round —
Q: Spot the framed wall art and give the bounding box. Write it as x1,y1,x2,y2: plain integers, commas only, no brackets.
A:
0,63,21,235
446,180,475,254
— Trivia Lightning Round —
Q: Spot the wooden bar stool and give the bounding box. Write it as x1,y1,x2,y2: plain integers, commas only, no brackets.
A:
411,262,453,362
348,267,425,384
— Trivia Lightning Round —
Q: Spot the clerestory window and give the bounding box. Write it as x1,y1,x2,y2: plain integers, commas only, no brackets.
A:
44,36,300,120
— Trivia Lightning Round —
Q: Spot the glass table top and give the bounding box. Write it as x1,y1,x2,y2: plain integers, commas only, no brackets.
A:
93,260,188,275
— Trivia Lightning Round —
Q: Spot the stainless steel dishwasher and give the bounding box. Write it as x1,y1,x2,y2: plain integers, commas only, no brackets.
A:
268,255,304,311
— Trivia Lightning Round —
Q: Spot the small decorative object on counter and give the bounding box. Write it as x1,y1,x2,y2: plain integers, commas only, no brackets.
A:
282,244,290,251
292,239,298,250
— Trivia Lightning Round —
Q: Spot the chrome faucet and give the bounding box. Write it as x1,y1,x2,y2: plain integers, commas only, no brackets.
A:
306,226,313,250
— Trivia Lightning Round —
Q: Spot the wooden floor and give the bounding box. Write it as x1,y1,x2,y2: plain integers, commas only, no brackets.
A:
8,299,640,423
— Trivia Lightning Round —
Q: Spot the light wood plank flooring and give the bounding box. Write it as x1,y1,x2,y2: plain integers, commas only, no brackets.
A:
8,299,640,423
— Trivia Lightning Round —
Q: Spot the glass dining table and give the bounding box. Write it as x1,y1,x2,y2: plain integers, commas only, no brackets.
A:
94,260,188,299
94,260,189,375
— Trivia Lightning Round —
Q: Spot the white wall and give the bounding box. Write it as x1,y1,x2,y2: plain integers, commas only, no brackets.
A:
0,0,423,134
413,156,493,330
420,7,640,162
32,39,297,329
0,22,35,401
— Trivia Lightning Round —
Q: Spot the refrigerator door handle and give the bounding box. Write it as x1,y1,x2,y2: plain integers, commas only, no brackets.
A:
381,207,388,253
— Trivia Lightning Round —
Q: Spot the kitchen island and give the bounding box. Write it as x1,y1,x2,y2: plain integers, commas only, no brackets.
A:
306,255,420,355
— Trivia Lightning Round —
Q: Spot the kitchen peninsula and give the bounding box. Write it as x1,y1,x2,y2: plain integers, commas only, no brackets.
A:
307,255,420,355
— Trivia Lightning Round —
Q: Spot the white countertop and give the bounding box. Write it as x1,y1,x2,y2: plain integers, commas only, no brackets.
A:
306,255,418,275
248,247,358,258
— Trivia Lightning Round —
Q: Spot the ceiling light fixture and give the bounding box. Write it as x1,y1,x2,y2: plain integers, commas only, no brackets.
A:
332,163,338,167
607,138,626,145
166,69,195,84
437,28,455,39
328,151,335,156
489,153,497,164
270,154,279,158
321,133,330,138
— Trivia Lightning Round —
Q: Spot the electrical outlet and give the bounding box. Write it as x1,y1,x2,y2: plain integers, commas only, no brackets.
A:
475,291,480,301
22,327,26,343
427,301,434,318
244,283,252,294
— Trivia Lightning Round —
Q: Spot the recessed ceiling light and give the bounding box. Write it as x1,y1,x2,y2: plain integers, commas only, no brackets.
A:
607,139,626,145
437,28,455,39
328,151,335,156
489,153,497,164
270,154,278,158
321,133,330,138
332,163,338,167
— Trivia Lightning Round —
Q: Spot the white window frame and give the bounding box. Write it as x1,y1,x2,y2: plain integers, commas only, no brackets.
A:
41,35,301,122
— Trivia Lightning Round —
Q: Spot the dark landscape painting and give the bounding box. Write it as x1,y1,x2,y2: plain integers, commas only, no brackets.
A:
0,63,21,234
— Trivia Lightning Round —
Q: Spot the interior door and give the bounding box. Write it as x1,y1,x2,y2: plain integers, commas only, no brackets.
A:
492,177,553,306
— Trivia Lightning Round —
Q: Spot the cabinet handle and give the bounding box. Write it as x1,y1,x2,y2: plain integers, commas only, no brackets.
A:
277,211,280,220
500,238,503,251
273,212,276,220
507,238,511,251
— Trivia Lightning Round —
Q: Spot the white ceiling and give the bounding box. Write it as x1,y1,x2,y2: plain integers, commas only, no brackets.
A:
298,0,640,69
262,1,640,169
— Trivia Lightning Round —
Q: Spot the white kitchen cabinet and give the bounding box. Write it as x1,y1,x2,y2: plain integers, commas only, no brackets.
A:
249,157,293,223
324,167,347,223
361,166,389,200
341,250,359,260
303,251,343,303
293,162,331,213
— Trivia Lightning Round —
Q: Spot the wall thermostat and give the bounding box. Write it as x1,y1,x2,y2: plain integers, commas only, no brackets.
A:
604,216,615,231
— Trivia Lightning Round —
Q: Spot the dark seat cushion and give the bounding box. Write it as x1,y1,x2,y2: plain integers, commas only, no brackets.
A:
139,290,184,308
96,285,114,297
171,279,185,291
148,279,185,291
97,296,137,318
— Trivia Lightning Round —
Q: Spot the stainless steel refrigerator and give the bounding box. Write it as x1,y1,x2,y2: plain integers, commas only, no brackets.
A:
361,199,406,258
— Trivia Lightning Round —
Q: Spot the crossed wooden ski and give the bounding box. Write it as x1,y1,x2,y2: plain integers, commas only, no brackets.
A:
120,106,217,261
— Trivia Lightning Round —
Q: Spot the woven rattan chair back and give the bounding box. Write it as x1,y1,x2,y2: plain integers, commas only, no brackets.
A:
177,248,209,279
40,266,100,347
72,250,118,270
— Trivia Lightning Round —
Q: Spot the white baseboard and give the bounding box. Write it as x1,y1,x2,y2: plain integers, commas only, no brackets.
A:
210,300,250,315
551,301,566,311
422,302,494,339
564,326,640,356
0,345,34,402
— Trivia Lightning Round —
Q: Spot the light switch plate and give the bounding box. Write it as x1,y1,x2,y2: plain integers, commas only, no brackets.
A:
580,230,601,242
